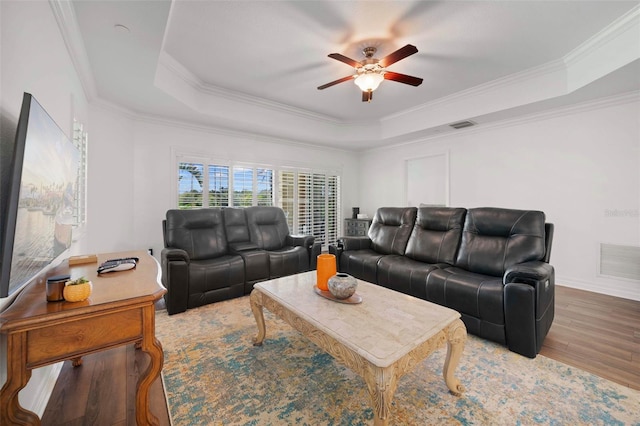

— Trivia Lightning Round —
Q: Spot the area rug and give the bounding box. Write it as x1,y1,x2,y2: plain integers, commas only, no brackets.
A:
155,296,639,425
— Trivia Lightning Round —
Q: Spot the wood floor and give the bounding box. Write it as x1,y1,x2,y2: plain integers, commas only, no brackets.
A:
40,285,640,425
539,285,640,390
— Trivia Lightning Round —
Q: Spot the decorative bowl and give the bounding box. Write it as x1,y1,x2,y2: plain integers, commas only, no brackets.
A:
64,281,92,302
327,273,357,300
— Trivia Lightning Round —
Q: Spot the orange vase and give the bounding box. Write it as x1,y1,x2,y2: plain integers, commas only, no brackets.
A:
316,254,337,291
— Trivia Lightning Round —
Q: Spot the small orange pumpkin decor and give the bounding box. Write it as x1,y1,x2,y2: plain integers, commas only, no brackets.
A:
64,277,92,302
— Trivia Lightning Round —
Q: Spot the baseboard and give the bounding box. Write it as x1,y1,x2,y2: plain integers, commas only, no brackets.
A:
556,275,640,302
19,362,63,417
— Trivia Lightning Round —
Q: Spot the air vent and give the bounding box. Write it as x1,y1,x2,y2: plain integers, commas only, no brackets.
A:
600,243,640,281
449,120,476,129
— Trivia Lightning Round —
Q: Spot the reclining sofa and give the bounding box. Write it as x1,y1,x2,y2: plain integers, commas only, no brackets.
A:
329,206,555,358
161,206,320,314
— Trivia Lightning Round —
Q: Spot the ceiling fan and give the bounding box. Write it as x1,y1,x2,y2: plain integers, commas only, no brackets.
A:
317,44,423,102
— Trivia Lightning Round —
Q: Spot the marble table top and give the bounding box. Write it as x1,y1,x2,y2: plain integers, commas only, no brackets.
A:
254,271,460,368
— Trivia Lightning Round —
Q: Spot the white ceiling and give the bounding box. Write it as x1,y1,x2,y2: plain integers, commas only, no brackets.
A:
69,0,640,150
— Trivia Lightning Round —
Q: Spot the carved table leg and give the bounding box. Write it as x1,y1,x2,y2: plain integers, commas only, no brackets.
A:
72,357,83,367
136,306,163,426
443,319,467,396
363,364,399,426
250,289,266,346
0,332,40,425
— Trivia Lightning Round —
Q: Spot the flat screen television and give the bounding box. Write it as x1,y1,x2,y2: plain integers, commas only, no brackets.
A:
0,93,80,298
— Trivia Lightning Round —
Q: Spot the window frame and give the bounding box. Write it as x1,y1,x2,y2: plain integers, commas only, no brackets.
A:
172,151,342,249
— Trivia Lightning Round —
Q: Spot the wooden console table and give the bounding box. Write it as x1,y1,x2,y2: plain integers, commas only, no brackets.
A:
0,250,166,425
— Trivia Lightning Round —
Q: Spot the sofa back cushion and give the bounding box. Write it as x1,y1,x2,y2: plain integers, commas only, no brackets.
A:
223,208,250,243
455,208,546,276
369,207,417,255
245,206,290,250
405,207,467,264
164,209,228,260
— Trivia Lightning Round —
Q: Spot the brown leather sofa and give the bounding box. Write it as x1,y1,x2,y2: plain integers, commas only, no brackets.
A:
161,206,320,314
329,206,555,358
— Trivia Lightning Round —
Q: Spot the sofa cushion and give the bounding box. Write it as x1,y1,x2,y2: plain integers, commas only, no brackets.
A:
368,207,417,255
188,255,245,308
405,207,466,264
245,206,291,250
223,207,251,244
455,208,546,277
426,266,505,344
266,246,309,278
165,209,228,260
340,249,384,284
377,255,442,299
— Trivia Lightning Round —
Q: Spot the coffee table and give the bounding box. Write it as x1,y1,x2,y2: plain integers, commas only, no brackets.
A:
250,271,466,425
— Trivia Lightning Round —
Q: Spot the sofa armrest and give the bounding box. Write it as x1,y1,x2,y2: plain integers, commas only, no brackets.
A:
310,242,322,270
287,234,319,271
287,234,315,248
328,243,343,271
341,236,371,251
161,247,190,315
504,261,554,286
503,261,555,358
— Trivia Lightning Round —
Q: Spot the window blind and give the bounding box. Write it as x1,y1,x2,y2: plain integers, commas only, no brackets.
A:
209,165,229,207
256,168,273,206
178,162,204,209
233,167,254,207
277,170,341,249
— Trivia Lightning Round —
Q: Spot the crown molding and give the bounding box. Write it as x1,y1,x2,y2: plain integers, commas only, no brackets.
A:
381,58,567,124
48,0,98,101
373,90,640,153
382,4,640,125
90,94,355,154
135,110,356,153
157,52,345,125
476,90,640,135
564,4,640,68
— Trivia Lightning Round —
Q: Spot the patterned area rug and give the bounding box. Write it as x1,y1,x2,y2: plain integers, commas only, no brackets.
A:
155,296,639,425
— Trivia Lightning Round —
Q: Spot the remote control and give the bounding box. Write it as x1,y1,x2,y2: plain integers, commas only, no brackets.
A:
97,258,137,274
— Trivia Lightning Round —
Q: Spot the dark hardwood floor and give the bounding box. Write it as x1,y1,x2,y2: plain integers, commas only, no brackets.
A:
40,285,640,425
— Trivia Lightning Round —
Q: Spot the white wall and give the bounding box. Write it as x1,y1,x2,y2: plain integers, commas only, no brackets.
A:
359,94,640,301
84,104,136,254
0,0,89,415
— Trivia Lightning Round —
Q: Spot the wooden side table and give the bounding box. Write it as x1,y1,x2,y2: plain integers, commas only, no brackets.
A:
0,250,166,425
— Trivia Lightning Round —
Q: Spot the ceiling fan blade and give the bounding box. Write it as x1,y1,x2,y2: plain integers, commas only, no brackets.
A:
362,91,373,102
328,53,361,68
379,44,419,67
317,75,354,90
384,71,423,86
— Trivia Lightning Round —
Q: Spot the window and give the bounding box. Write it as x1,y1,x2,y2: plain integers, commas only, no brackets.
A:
233,167,254,207
256,169,273,206
278,170,341,249
72,119,88,225
176,156,340,248
177,160,273,208
209,165,229,207
178,162,205,209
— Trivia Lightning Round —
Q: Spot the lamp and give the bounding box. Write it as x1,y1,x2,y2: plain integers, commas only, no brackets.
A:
354,72,384,92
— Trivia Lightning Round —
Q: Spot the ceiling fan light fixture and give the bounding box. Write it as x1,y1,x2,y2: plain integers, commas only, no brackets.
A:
354,72,384,92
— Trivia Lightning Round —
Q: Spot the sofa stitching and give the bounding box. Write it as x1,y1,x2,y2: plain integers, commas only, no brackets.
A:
476,279,485,319
504,211,529,272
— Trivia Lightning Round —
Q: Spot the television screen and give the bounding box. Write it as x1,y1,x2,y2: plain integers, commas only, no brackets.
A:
0,93,80,297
